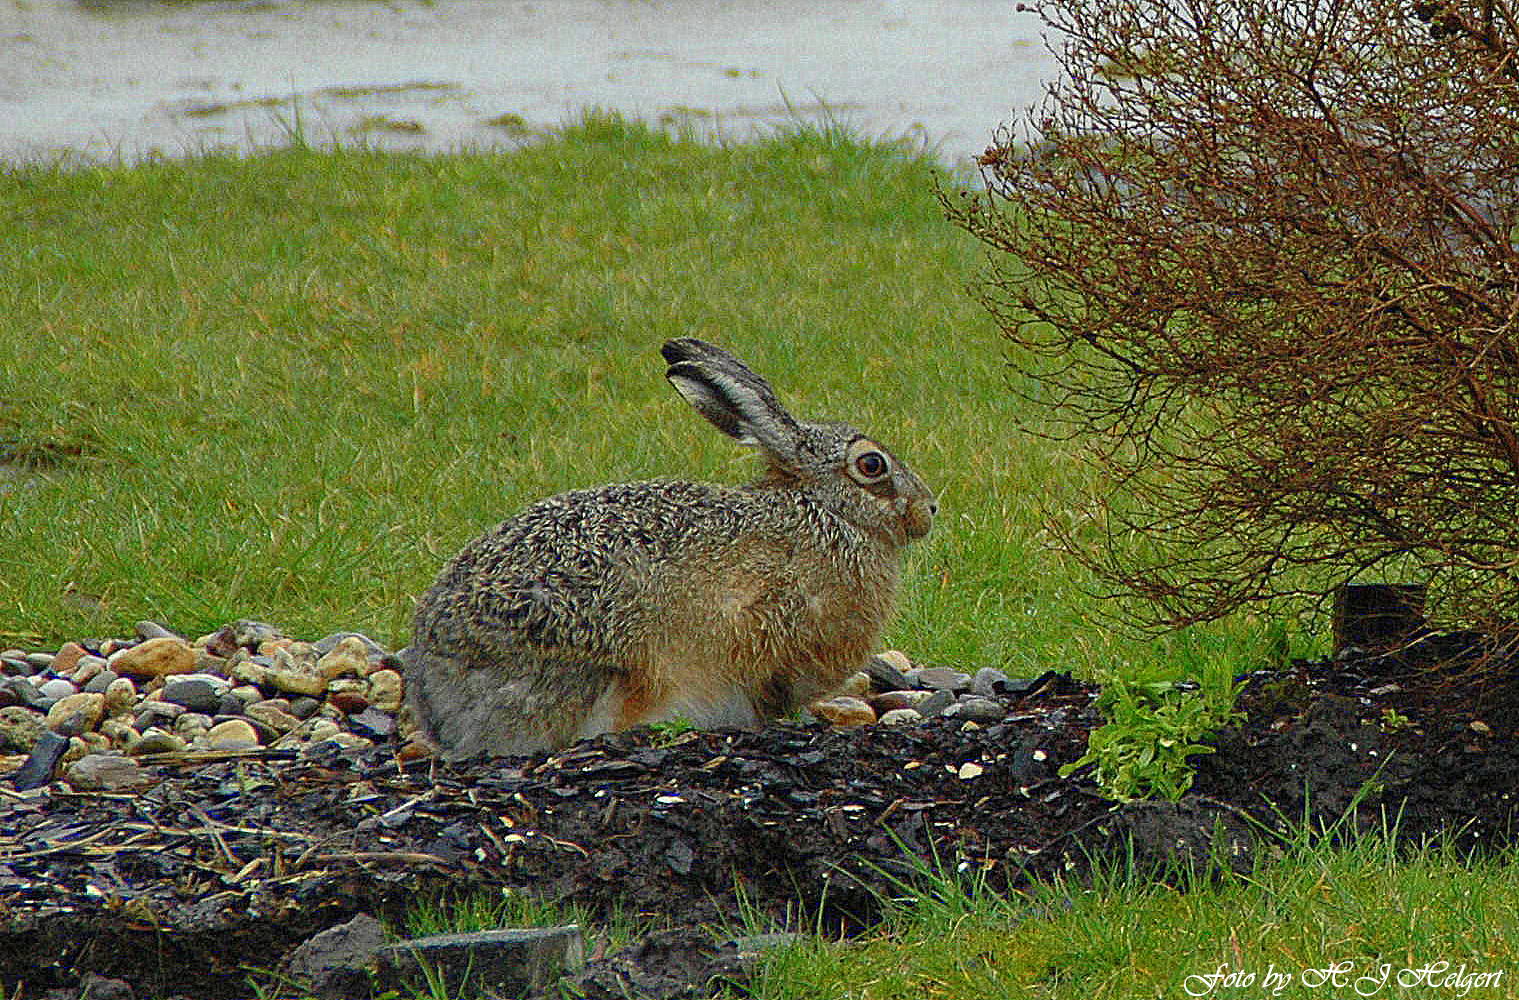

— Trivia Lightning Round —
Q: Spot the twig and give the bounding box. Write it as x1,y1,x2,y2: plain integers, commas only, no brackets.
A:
303,850,458,868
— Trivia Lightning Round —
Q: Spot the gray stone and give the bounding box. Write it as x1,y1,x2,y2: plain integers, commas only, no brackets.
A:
3,676,49,711
281,916,585,1000
82,669,121,694
971,667,1014,699
863,653,911,693
37,678,77,700
914,667,972,692
135,620,180,640
950,696,1006,724
0,706,46,752
347,707,396,740
193,649,231,677
161,676,225,714
217,693,249,716
65,753,148,792
74,974,133,1000
24,652,54,669
916,689,957,717
129,727,189,755
10,730,69,788
135,700,185,731
174,712,214,738
878,708,922,725
288,696,323,719
314,631,386,659
380,926,586,997
279,912,390,1000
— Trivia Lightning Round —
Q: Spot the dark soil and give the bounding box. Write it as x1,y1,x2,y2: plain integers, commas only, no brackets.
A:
3,652,1516,1000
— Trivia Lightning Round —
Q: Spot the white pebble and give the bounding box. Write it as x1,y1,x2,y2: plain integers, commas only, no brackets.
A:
38,678,78,700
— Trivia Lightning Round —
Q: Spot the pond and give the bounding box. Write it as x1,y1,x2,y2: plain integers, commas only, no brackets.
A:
0,0,1057,164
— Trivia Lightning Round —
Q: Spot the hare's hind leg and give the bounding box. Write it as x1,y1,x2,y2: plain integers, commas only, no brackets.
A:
623,683,763,732
403,646,620,758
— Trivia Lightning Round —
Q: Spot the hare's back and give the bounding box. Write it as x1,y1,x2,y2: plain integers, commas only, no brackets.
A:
413,480,767,650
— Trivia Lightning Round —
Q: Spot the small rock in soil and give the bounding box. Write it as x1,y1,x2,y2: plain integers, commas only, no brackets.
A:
135,620,180,641
108,637,196,679
65,753,148,792
809,696,875,727
49,642,87,676
366,669,403,711
10,730,69,789
916,689,957,717
37,678,77,700
347,707,396,740
46,692,105,737
949,696,1007,724
863,653,911,692
128,727,187,755
289,696,324,719
279,912,390,1000
203,718,260,749
82,670,120,695
971,666,1014,698
160,676,226,715
867,689,927,713
70,973,135,1000
913,666,972,692
0,706,46,751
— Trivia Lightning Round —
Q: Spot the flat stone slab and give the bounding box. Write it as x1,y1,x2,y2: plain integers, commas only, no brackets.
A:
380,925,585,995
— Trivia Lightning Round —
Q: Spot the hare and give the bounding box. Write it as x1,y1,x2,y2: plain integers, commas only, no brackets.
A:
402,338,936,759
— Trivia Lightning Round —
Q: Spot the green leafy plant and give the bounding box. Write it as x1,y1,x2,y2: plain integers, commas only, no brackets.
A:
1380,707,1414,733
646,716,699,746
1060,677,1244,803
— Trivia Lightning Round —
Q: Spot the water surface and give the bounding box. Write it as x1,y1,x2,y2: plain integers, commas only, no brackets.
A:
0,0,1056,163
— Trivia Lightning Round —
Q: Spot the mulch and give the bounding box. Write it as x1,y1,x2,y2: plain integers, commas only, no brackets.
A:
3,651,1517,999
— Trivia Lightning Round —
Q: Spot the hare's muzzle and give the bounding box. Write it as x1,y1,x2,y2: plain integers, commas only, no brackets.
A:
903,496,936,540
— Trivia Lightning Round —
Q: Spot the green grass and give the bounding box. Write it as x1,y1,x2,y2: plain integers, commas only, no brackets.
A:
750,824,1519,1000
0,110,1303,676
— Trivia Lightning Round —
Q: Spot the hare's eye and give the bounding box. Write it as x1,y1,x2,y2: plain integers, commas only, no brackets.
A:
854,450,888,480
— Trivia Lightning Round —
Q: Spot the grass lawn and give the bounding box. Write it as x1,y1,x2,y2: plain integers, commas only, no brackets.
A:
752,823,1519,1000
0,112,1295,677
4,117,1509,1000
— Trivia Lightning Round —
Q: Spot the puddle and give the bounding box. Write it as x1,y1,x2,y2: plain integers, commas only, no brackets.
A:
0,0,1058,165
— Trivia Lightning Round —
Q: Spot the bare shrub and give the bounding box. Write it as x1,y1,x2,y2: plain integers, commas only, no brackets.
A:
946,0,1519,650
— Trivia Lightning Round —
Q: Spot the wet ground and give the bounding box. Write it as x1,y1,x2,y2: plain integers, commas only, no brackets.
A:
3,650,1516,999
0,0,1056,164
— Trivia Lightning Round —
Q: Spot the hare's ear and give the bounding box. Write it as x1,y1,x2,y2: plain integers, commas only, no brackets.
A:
662,338,803,455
